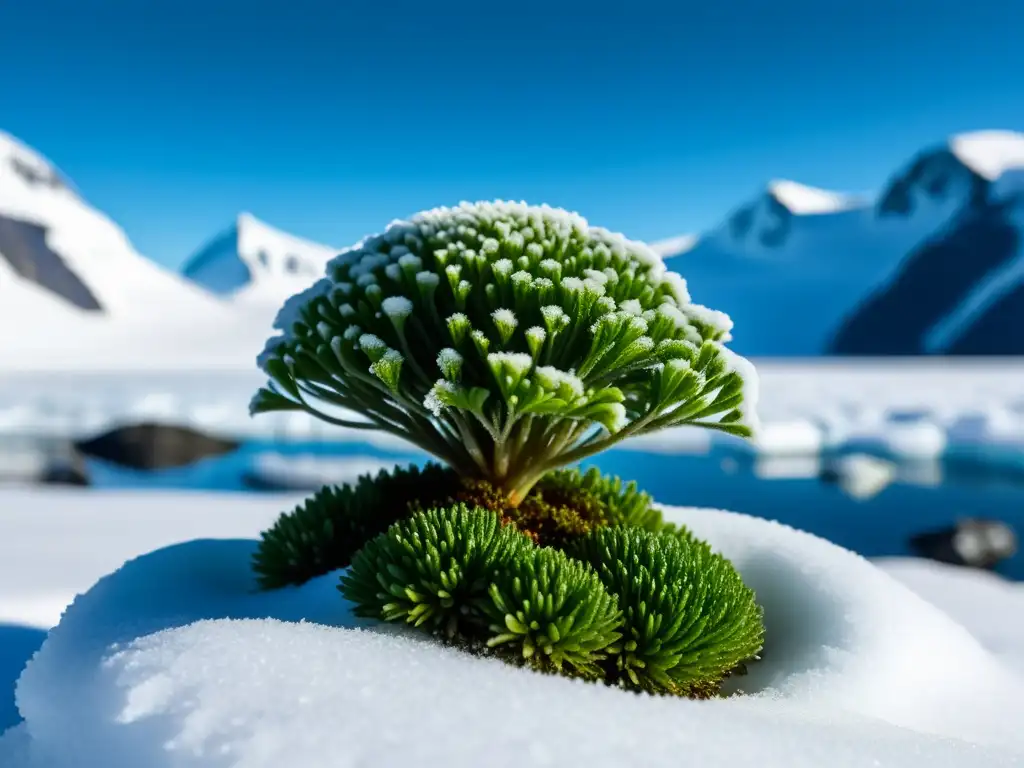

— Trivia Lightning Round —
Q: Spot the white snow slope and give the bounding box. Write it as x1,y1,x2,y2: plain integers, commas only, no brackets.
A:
0,132,271,370
660,130,1024,356
180,212,337,310
1,494,1022,767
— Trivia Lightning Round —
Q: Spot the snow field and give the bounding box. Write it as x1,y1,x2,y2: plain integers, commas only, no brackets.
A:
1,497,1022,767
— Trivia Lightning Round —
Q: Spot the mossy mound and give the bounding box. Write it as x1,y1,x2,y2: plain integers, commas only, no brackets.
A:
339,505,763,697
255,464,764,699
253,462,669,589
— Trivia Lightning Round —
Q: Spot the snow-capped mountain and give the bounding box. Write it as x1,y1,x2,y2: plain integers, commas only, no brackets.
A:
180,213,336,309
659,130,1024,356
0,131,267,370
830,131,1024,355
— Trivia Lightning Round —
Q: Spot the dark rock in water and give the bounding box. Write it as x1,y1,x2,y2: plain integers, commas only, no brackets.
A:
909,518,1018,570
40,450,90,486
75,422,239,470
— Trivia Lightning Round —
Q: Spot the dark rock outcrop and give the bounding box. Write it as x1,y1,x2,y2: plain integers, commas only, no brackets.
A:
909,518,1018,570
0,213,102,311
827,205,1020,354
75,422,239,470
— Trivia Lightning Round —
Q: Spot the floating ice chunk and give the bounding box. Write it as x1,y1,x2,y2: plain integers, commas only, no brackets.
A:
879,422,947,459
754,454,822,480
746,419,821,455
826,454,897,500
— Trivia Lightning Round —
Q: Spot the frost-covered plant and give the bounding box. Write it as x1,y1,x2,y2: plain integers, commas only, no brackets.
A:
568,527,764,697
252,201,765,700
252,201,758,504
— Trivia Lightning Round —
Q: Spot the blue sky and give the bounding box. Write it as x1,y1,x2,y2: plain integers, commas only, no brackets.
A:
2,0,1023,268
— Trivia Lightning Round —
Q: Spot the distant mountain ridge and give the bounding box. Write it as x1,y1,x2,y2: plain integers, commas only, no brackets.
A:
0,131,268,370
3,127,1022,367
829,131,1024,355
181,213,336,309
657,130,1024,356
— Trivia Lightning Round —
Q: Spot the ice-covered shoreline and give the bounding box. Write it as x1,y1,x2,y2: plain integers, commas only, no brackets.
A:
3,360,1022,461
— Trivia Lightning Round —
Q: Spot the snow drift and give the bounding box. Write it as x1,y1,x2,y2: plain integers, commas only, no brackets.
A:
4,506,1023,767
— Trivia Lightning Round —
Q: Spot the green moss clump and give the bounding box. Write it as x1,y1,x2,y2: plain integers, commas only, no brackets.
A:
255,462,680,589
567,526,764,697
483,546,622,678
339,504,531,638
538,466,663,532
252,462,460,589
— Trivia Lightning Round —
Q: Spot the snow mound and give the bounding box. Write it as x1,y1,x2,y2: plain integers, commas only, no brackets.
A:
767,179,865,214
877,558,1024,675
0,489,296,630
949,131,1024,181
670,507,1022,747
6,507,1024,767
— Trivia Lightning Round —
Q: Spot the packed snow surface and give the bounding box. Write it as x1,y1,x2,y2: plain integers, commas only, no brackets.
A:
0,490,294,630
877,558,1024,675
2,494,1023,767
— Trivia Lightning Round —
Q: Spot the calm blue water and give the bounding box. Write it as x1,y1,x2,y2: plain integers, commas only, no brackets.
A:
81,441,1024,581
